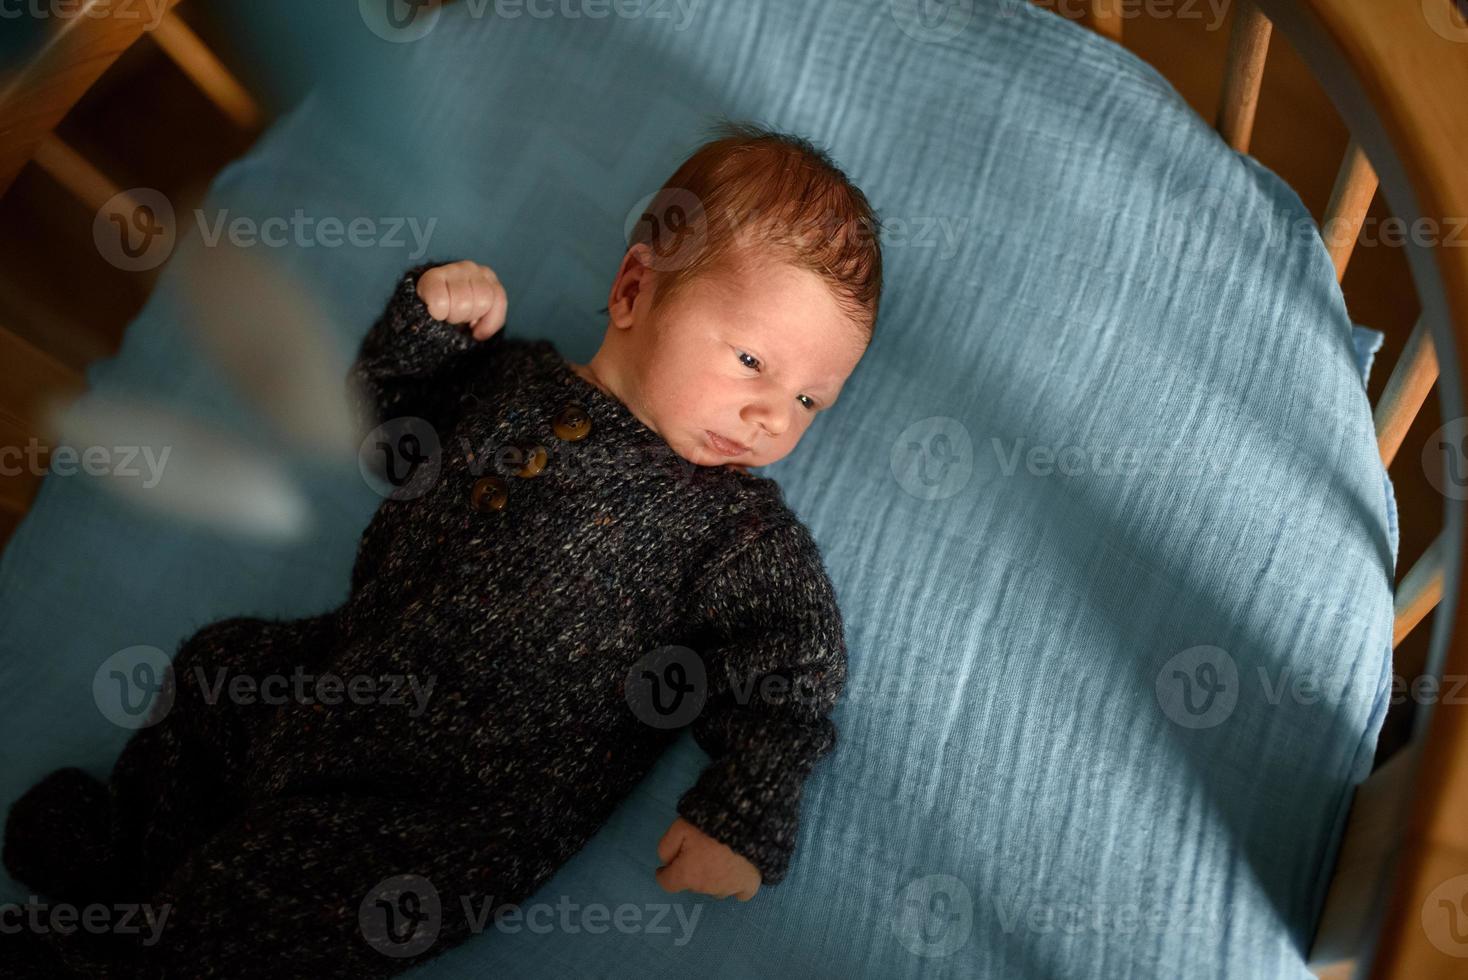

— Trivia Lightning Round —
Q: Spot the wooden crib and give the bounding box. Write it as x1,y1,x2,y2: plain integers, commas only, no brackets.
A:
0,1,1463,975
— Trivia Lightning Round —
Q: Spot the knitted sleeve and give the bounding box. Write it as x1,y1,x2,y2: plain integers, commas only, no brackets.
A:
674,517,848,886
346,259,507,433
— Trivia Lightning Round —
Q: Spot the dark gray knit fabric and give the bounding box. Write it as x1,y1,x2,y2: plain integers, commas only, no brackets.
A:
0,261,848,977
264,260,850,885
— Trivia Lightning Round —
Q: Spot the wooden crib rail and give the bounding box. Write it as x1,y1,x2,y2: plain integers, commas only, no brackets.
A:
0,0,183,198
1083,0,1466,975
0,0,261,209
1095,0,1467,975
0,0,265,540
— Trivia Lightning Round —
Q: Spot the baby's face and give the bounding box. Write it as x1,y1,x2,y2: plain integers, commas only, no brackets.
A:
602,246,866,470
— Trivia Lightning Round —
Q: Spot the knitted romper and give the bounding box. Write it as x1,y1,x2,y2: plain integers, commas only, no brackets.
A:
0,262,849,978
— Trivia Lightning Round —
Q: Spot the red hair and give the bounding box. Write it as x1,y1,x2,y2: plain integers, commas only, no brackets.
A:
627,120,883,345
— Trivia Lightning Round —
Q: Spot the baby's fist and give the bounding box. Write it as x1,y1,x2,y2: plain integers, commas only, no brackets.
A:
416,260,507,341
655,817,761,901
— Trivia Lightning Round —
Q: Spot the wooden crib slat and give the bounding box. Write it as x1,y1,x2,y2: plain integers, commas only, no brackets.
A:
1394,530,1445,652
1309,743,1418,969
0,0,185,200
1216,0,1274,154
1374,315,1438,469
149,12,263,132
32,134,132,216
1322,139,1379,282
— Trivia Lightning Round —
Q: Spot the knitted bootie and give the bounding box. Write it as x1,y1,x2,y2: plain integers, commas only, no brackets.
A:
3,767,121,905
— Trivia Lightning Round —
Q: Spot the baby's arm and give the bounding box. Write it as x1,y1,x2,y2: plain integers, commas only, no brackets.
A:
346,259,508,432
656,518,848,899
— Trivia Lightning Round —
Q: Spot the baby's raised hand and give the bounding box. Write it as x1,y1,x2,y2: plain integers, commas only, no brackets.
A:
655,816,761,901
416,260,508,341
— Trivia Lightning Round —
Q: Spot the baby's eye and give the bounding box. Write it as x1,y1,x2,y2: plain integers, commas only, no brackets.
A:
798,395,816,411
736,350,760,370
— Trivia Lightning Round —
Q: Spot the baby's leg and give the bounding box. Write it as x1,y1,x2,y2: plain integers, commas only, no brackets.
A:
3,612,339,906
9,791,565,979
109,611,342,899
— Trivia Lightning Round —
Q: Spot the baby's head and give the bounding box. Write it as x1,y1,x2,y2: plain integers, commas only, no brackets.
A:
578,121,882,470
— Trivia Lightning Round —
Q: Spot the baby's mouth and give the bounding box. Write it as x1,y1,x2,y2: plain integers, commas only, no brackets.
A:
705,430,749,456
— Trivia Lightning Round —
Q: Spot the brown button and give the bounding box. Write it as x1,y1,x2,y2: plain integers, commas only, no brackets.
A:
509,443,549,478
552,402,592,442
469,475,509,512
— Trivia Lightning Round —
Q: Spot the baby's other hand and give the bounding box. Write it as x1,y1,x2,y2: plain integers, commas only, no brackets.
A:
416,260,508,341
655,817,761,901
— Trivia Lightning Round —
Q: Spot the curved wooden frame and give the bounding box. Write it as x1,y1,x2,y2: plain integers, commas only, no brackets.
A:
1110,0,1467,975
1250,3,1466,975
0,0,1464,976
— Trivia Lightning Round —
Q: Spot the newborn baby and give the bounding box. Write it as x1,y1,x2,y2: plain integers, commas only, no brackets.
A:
2,122,882,977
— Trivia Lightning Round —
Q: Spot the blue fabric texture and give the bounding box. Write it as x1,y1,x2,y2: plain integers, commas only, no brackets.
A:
1351,325,1399,567
0,1,1395,976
